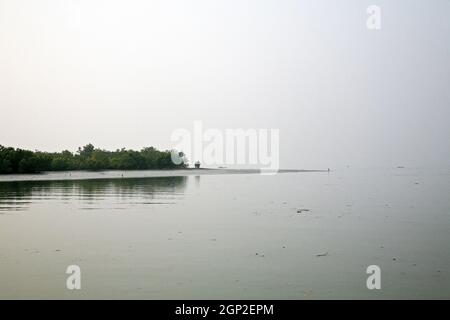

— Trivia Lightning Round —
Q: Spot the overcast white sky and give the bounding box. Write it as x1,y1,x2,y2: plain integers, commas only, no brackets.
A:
0,0,449,169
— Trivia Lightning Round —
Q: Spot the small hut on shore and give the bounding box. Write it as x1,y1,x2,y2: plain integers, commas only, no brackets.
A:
194,161,201,169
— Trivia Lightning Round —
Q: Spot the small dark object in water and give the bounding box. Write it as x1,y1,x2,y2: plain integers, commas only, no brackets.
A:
297,209,310,214
316,252,328,257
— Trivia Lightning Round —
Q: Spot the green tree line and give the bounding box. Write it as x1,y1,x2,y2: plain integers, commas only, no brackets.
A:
0,144,187,174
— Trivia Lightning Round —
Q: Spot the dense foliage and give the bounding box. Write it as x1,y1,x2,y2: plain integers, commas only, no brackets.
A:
0,144,187,174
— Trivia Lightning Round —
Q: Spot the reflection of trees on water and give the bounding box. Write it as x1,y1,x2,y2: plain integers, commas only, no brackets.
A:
0,176,187,212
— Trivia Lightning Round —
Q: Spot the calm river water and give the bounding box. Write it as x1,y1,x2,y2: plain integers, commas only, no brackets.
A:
0,168,449,299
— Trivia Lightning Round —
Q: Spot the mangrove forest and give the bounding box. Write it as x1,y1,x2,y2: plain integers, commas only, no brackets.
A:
0,144,187,174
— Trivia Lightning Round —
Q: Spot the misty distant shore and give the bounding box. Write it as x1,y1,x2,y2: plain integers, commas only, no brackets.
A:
0,168,328,183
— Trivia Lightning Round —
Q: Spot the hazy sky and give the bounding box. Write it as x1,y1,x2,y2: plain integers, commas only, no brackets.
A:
1,0,449,169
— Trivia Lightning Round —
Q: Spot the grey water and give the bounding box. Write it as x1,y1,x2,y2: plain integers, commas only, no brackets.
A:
0,168,449,299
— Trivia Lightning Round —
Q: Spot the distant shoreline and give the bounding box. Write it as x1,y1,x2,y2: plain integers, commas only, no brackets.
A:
0,168,328,183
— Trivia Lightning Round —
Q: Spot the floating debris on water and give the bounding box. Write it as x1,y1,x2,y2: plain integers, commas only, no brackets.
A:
316,252,329,257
